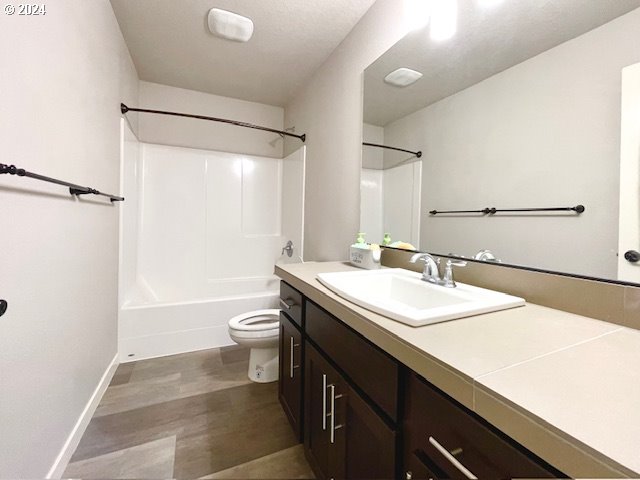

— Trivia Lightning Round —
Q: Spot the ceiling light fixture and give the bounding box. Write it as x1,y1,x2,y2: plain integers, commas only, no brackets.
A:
430,0,458,41
207,8,254,42
384,68,423,87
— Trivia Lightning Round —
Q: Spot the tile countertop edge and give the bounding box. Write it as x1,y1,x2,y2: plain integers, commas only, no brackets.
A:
473,383,633,478
275,262,639,478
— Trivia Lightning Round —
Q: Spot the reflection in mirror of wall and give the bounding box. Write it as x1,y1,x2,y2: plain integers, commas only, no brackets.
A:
362,0,640,284
361,127,422,248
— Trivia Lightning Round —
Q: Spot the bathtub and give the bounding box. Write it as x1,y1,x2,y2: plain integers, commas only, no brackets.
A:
118,276,280,362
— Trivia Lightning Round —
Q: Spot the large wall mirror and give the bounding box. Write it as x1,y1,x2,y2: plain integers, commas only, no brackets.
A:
362,0,640,284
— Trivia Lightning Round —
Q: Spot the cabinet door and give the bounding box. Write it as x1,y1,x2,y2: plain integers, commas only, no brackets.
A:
278,312,303,441
342,383,396,480
304,342,336,480
305,342,396,480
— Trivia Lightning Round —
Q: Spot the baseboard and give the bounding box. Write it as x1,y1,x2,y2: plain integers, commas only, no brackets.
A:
46,353,119,479
119,324,235,363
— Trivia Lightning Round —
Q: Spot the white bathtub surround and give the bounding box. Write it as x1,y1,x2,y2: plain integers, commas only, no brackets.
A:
280,146,306,263
119,126,305,361
360,161,421,247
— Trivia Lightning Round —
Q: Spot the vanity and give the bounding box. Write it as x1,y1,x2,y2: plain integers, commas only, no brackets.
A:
276,261,640,479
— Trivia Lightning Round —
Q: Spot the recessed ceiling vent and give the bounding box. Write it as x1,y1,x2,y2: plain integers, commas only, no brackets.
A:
207,8,254,43
384,68,423,87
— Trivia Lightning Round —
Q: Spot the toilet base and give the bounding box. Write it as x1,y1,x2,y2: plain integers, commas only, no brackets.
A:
248,346,279,383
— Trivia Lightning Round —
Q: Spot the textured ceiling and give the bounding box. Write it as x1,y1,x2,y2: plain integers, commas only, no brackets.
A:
110,0,376,107
364,0,640,126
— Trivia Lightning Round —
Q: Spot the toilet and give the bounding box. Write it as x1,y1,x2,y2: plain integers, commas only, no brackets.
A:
228,309,280,383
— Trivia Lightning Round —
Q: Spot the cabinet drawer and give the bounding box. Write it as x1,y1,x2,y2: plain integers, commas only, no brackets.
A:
306,301,399,423
404,372,559,479
280,281,303,328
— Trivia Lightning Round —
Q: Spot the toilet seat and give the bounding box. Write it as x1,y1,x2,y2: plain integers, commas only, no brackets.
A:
228,309,280,336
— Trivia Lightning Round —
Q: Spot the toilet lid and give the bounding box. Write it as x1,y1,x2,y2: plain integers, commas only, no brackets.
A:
228,309,280,331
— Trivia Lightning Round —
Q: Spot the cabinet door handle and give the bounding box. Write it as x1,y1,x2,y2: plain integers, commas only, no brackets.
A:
322,374,327,431
289,337,300,378
279,298,294,310
328,385,345,444
329,384,336,444
428,436,477,480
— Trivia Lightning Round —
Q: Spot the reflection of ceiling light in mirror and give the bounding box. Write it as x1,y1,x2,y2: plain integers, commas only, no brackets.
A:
431,0,458,41
478,0,504,7
384,68,423,87
403,0,432,32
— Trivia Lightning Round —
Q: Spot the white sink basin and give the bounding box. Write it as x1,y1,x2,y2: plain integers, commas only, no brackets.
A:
316,268,524,327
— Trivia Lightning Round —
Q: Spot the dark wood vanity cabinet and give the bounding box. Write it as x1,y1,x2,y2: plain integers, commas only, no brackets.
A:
278,312,303,441
403,372,560,479
277,281,562,480
305,342,396,480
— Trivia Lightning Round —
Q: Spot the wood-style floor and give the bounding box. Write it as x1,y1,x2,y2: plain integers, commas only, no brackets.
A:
64,346,314,479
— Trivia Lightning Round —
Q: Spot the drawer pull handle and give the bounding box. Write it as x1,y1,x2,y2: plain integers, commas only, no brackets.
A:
428,436,477,480
279,298,294,310
322,374,327,431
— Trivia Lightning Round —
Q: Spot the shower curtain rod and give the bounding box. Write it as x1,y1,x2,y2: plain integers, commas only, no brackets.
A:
0,163,124,202
363,142,422,158
121,104,306,142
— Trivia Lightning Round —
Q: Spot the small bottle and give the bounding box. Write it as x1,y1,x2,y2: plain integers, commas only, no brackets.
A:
383,233,392,246
356,232,366,245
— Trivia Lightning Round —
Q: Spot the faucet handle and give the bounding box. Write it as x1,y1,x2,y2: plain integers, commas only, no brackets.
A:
443,259,466,288
447,259,467,267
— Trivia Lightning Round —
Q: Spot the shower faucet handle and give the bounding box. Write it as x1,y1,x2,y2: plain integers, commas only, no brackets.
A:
281,240,294,257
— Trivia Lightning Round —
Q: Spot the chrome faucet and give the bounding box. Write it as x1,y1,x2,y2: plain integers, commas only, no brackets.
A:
410,253,441,284
410,253,467,288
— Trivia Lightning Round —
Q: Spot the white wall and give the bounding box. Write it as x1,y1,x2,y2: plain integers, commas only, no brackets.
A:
284,0,407,261
384,9,640,279
138,81,285,159
362,123,384,169
0,1,139,477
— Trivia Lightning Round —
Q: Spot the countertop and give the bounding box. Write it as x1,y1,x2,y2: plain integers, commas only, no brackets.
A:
275,261,640,478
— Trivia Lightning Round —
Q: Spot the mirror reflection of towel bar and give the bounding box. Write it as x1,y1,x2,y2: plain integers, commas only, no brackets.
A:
429,205,585,215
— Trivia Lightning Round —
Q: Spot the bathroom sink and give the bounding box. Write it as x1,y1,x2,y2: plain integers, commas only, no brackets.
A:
316,268,524,327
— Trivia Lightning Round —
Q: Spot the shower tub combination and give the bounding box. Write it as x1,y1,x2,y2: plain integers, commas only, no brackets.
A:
118,120,304,361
